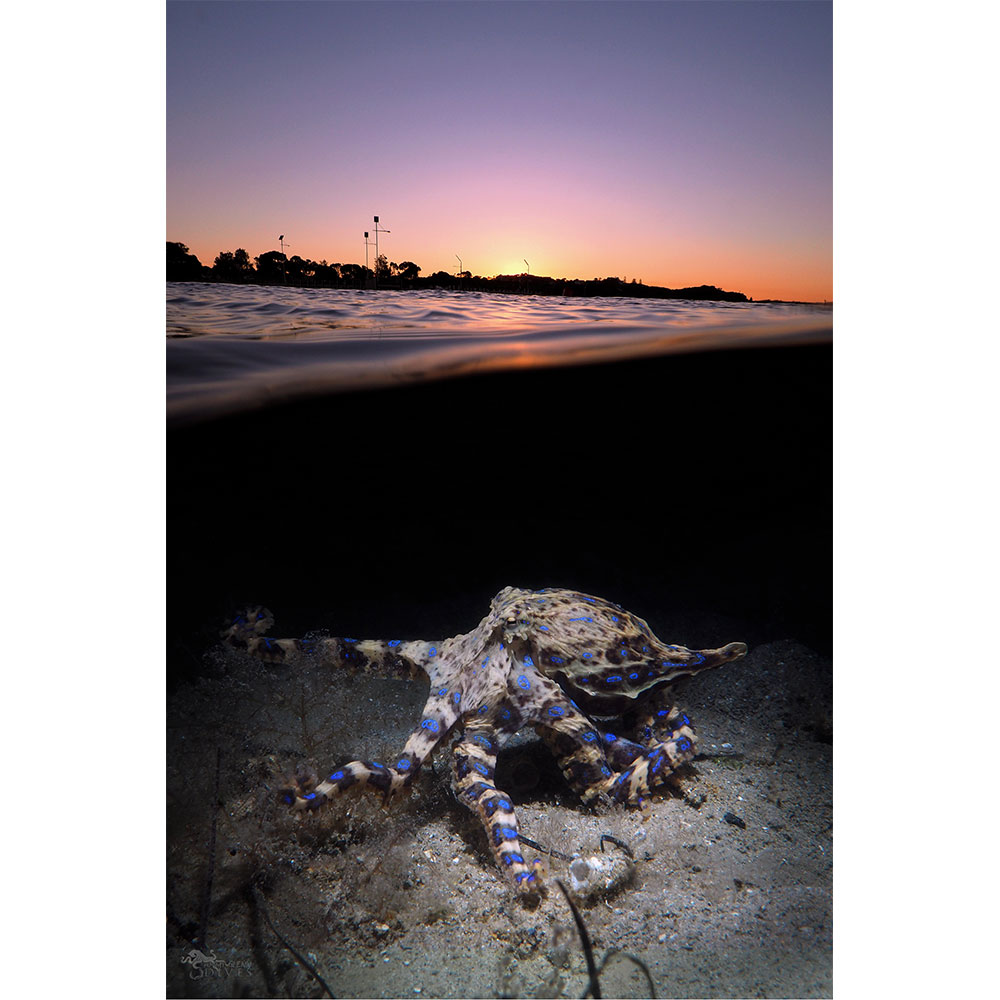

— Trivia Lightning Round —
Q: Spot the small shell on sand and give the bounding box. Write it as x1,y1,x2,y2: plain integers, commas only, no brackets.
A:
567,851,635,901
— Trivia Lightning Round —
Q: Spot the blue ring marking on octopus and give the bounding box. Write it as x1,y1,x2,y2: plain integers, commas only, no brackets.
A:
498,799,512,811
473,761,490,776
388,639,401,647
583,732,597,742
539,625,549,632
677,737,692,753
396,759,411,771
681,714,691,726
344,638,359,643
303,792,317,800
262,638,273,649
453,691,461,705
604,733,617,743
578,676,589,683
428,647,438,657
581,597,596,603
500,826,518,840
472,734,492,748
600,765,611,777
569,616,594,622
523,656,534,667
548,706,565,717
330,770,346,781
478,703,489,714
629,672,639,681
517,675,531,689
550,655,564,664
606,675,622,684
515,871,535,884
619,648,627,657
656,708,669,717
501,708,512,720
691,653,704,664
582,652,592,659
421,718,440,733
503,852,525,866
611,616,619,622
616,771,630,785
438,688,448,697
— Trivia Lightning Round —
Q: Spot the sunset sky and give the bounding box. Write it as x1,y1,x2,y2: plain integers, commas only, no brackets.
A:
167,0,831,302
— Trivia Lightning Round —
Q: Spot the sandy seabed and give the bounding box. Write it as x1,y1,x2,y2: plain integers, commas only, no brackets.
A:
167,632,830,999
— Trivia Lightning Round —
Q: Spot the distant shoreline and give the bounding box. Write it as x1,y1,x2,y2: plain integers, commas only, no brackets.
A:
167,241,775,303
167,271,753,303
167,276,831,308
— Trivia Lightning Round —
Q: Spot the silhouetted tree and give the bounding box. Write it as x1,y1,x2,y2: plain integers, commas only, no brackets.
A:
167,242,209,281
254,250,287,284
286,255,314,284
339,262,373,285
213,248,254,283
374,254,391,280
313,260,340,285
397,261,421,280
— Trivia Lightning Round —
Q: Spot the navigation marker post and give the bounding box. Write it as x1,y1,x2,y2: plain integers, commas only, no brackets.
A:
277,235,291,283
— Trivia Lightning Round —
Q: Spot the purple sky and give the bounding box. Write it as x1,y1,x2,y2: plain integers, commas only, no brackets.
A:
168,0,831,300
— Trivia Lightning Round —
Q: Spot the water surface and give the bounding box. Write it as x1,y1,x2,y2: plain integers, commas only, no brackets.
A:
167,283,831,424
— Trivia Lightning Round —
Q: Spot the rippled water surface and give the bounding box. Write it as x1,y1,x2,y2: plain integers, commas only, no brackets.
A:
167,283,831,423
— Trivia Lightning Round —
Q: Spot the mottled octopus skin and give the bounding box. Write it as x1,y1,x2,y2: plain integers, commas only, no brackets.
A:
222,587,747,897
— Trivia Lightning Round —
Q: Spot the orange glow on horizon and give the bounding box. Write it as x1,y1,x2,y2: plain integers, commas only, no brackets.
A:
171,227,830,303
169,3,830,304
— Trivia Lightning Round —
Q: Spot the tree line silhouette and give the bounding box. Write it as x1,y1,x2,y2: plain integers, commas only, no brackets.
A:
166,241,749,302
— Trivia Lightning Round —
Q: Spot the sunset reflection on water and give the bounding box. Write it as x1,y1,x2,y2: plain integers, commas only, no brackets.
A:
167,284,831,425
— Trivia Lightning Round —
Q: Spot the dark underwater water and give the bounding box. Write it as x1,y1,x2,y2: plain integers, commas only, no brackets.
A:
167,285,831,686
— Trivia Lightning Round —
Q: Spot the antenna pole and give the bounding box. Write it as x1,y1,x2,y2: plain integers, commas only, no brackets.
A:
364,231,374,278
